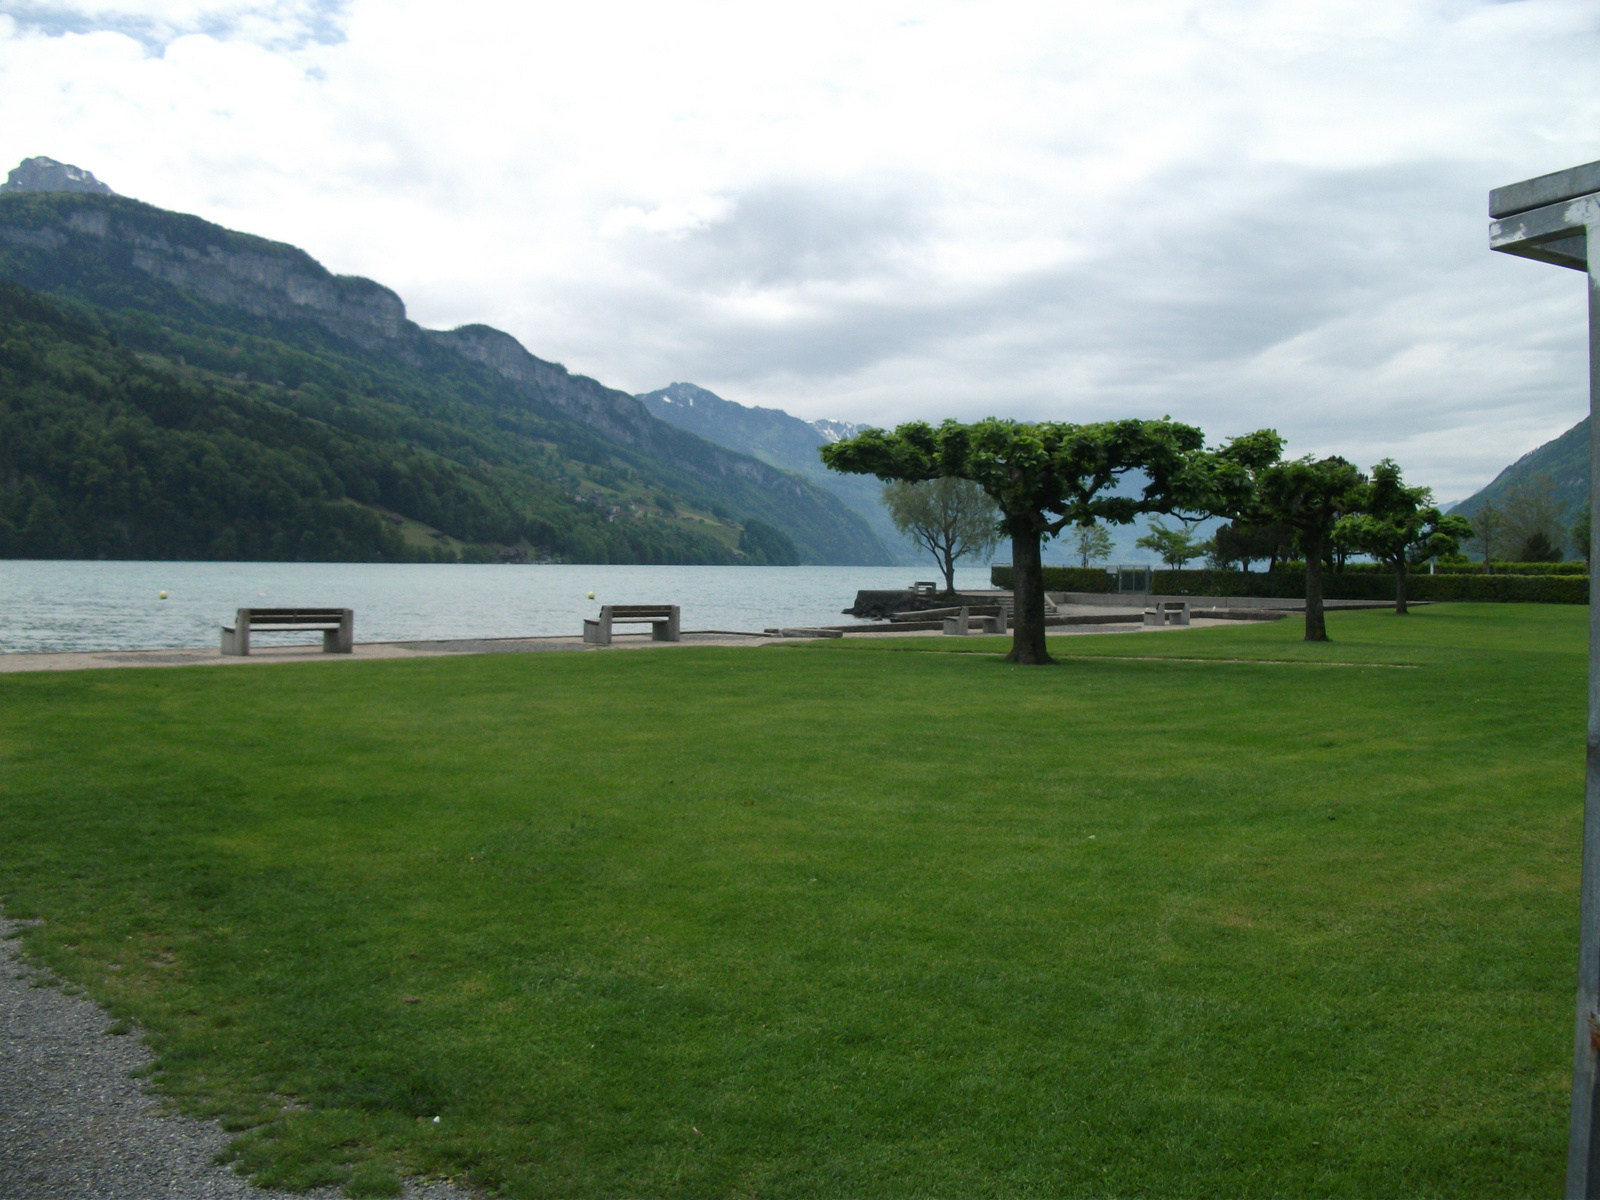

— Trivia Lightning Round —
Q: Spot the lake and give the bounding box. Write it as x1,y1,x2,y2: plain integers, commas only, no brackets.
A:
0,561,997,654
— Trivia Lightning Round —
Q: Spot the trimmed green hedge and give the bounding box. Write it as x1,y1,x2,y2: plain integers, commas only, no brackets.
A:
990,566,1589,604
1338,561,1588,576
1408,574,1588,603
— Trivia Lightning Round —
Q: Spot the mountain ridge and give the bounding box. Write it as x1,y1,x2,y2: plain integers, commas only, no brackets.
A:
0,185,891,564
636,381,917,563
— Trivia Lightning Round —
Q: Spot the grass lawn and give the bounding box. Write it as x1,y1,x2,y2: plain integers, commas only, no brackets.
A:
0,604,1585,1197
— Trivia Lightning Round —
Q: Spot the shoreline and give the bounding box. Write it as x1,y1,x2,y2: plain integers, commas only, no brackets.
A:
0,617,1244,675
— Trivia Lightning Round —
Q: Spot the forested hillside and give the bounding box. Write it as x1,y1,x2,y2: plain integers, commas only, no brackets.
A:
0,190,891,564
1451,415,1587,522
638,381,916,563
0,281,732,560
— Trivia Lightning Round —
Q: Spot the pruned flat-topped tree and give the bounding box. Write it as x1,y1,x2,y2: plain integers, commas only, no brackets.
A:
822,417,1278,664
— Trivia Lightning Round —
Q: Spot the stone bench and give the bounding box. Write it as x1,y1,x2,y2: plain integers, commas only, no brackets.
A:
583,604,680,646
221,608,353,656
1143,600,1191,627
942,607,1005,636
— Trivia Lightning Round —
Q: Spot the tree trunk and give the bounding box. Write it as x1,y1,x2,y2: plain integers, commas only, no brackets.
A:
1006,519,1053,665
1395,559,1409,615
939,540,957,595
1304,533,1328,641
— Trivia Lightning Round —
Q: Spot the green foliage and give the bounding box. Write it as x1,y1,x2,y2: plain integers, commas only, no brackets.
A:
1135,517,1203,568
1501,475,1567,558
881,477,1000,591
991,565,1589,603
737,518,800,565
1469,503,1507,564
1519,530,1563,563
1340,560,1587,576
1336,460,1471,569
822,417,1214,530
1407,573,1588,604
1068,521,1115,568
1202,520,1294,571
821,416,1227,662
0,279,744,563
0,606,1582,1196
1254,456,1366,639
1335,459,1473,612
0,192,887,565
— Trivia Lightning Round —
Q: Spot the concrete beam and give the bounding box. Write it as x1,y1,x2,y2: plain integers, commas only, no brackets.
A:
1490,193,1598,272
1490,160,1600,219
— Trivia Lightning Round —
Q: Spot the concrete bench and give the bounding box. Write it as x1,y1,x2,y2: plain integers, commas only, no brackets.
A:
583,604,680,646
942,607,1004,636
1142,600,1191,627
221,608,353,656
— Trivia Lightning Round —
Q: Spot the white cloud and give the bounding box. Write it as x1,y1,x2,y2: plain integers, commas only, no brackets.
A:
1,0,1598,497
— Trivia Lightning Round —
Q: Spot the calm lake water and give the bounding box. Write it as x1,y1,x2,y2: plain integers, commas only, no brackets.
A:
0,561,997,654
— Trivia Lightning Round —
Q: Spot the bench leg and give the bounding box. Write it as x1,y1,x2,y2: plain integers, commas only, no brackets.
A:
321,611,354,653
220,625,249,655
652,614,680,642
583,618,611,645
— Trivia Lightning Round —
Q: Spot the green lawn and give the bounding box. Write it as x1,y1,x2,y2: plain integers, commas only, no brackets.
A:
0,604,1585,1197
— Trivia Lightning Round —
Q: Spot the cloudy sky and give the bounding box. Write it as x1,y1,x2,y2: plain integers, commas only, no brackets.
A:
3,0,1598,501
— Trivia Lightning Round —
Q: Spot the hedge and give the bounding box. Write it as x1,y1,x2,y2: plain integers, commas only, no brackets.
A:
1337,561,1587,576
990,566,1589,604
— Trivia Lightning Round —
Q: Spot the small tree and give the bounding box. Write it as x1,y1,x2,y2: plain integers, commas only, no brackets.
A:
822,417,1234,664
1070,521,1114,568
881,477,1001,593
1519,530,1563,562
1204,520,1292,571
1468,503,1504,568
1335,459,1472,614
1136,517,1203,568
1503,475,1563,560
1255,456,1365,641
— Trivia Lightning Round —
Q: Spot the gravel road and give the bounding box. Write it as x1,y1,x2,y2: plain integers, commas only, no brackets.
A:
0,918,475,1200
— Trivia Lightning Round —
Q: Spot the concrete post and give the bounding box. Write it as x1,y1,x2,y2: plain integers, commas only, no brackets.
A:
1490,160,1600,1198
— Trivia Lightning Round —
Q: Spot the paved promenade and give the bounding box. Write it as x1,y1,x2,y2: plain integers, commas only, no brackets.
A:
0,616,1243,674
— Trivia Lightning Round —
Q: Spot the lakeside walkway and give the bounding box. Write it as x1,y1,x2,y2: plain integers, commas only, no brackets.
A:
0,616,1243,675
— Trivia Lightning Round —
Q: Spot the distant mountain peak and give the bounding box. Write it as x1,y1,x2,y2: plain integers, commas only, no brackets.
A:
1,157,115,197
811,418,865,443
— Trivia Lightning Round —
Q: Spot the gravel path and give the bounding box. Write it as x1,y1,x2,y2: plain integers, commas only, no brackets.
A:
0,919,475,1200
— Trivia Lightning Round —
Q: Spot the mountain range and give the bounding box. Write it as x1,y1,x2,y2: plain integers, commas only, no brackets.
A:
636,382,917,563
0,158,891,565
1450,415,1587,548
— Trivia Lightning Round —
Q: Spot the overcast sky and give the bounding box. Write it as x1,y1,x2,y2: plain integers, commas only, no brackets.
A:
3,0,1598,501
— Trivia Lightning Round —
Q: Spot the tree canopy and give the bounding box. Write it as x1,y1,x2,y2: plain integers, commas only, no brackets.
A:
881,477,1001,593
1336,459,1472,614
1253,456,1365,641
823,417,1232,663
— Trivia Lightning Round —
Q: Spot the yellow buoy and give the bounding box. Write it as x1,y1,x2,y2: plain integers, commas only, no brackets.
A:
158,591,168,600
587,591,595,600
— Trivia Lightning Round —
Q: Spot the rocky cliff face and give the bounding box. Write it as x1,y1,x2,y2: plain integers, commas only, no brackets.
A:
1,157,115,196
0,191,409,351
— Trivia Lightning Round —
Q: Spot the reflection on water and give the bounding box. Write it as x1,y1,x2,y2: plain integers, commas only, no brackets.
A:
0,561,996,654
